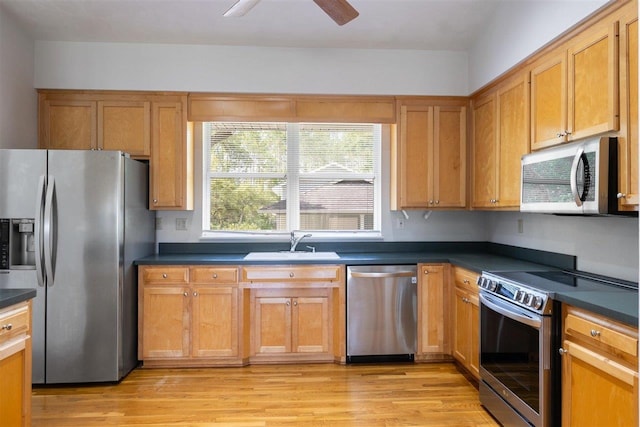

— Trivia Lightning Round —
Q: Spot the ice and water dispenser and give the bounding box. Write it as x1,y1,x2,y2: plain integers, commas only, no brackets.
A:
0,218,36,270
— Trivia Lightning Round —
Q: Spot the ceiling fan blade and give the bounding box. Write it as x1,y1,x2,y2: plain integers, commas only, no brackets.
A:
224,0,261,17
313,0,359,25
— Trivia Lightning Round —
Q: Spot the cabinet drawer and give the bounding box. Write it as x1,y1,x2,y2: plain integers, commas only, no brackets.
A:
0,304,29,343
453,267,479,293
565,310,638,359
190,267,238,284
242,265,341,283
142,267,189,284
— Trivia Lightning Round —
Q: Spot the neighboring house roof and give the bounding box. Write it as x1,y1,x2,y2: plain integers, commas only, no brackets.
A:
261,180,373,214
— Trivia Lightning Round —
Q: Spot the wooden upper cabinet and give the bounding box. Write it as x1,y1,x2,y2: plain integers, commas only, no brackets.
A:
618,7,638,211
391,99,466,210
98,101,151,157
40,99,97,150
530,50,567,150
472,72,529,209
531,20,619,150
471,92,498,208
497,73,530,208
39,93,152,158
150,98,194,210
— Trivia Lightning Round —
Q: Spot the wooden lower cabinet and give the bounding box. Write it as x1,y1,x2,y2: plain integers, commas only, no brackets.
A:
251,288,332,362
451,267,480,380
416,263,451,361
138,266,244,367
561,304,639,426
0,300,32,427
246,265,343,364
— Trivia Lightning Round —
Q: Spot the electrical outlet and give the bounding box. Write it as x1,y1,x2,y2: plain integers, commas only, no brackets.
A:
176,218,188,231
517,219,524,234
155,217,162,230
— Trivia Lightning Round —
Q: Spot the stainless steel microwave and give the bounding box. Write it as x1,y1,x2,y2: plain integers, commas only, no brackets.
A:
520,137,623,215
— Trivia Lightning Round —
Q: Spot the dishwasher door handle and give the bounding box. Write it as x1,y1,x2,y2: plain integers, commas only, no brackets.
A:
350,271,416,279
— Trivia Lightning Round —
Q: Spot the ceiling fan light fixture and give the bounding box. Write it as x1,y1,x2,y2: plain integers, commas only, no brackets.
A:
223,0,261,18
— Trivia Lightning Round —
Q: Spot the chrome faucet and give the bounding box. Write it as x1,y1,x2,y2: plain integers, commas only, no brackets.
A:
290,231,312,252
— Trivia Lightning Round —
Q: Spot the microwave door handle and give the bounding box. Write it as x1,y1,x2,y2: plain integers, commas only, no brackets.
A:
570,147,584,207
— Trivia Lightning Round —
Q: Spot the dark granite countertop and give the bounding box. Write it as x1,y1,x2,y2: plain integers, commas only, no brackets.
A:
135,242,637,326
0,289,36,310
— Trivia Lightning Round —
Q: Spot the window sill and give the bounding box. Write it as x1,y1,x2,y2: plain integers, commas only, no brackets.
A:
199,230,383,242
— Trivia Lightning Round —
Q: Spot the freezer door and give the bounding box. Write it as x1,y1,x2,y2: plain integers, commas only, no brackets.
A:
0,149,47,383
45,150,124,383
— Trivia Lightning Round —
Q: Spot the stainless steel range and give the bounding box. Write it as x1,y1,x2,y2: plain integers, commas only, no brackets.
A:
477,269,636,427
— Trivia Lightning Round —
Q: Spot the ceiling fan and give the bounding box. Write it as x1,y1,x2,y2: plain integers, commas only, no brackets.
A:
224,0,359,26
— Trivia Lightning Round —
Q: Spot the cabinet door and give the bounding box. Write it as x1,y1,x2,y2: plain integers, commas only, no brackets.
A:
531,51,567,150
0,341,28,426
292,296,330,354
141,286,190,359
191,286,239,358
151,100,189,210
497,74,529,208
471,93,498,208
452,286,469,365
253,296,291,355
398,104,433,207
567,21,619,141
468,292,480,379
98,100,151,157
417,264,446,356
41,100,97,150
618,14,638,210
434,106,466,208
562,340,638,427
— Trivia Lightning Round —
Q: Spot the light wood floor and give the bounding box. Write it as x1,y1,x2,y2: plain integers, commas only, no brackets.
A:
32,363,499,426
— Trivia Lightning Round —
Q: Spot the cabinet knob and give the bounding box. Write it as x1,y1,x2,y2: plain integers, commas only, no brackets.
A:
286,300,291,306
429,200,434,205
293,301,298,307
423,270,428,275
193,292,198,297
183,292,189,297
289,272,294,278
617,193,626,199
590,329,601,337
558,348,568,355
435,200,439,205
1,323,12,331
153,199,158,204
162,273,167,279
213,273,218,279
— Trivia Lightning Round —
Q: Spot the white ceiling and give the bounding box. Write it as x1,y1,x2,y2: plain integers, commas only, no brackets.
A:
0,0,503,51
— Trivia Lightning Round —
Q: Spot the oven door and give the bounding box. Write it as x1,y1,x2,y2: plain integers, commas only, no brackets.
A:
479,292,553,427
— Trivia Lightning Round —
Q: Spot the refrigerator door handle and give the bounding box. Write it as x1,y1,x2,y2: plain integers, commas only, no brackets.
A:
43,175,56,284
34,175,46,287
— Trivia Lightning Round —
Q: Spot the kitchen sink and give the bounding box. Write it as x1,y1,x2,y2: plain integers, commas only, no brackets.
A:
243,251,340,261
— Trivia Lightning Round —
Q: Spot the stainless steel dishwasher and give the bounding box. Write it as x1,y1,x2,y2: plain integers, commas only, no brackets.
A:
346,265,417,363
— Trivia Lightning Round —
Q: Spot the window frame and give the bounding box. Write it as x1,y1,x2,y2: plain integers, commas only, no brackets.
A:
201,121,382,240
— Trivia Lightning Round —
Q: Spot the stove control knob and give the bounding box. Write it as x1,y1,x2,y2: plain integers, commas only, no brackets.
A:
518,292,529,304
524,293,534,306
487,280,496,291
514,290,523,302
531,296,544,310
478,277,486,288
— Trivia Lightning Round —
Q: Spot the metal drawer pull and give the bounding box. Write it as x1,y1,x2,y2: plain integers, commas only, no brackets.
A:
1,323,13,331
590,329,601,337
183,292,189,297
213,273,218,278
558,348,568,355
289,272,294,278
162,273,168,279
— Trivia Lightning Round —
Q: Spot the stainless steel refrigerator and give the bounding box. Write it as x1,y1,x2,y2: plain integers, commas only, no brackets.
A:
0,149,155,384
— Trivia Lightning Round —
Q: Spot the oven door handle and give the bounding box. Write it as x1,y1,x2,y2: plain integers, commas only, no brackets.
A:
480,293,542,329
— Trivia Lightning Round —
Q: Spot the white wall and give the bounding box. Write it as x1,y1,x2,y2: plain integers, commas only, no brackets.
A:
34,42,468,96
0,5,37,148
488,212,638,282
468,0,607,92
